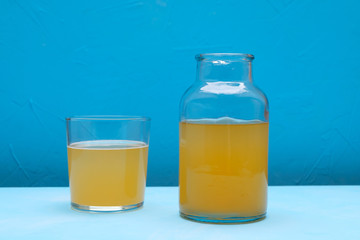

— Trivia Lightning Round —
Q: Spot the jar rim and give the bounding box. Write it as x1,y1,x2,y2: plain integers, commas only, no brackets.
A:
195,53,254,62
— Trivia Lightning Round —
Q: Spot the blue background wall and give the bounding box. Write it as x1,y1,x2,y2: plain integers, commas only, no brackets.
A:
1,0,359,186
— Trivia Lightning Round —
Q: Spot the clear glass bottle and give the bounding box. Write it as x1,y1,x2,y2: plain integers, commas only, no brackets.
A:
179,53,269,223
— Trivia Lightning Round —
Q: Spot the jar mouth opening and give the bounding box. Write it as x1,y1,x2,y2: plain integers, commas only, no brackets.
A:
195,53,254,62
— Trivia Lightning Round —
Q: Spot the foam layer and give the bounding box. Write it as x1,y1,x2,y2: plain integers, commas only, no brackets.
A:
68,140,147,150
183,117,266,125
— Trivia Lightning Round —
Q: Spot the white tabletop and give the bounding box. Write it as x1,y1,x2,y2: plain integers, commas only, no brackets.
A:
1,186,359,239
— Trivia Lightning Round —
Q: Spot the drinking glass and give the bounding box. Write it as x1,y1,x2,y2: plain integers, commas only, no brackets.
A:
66,116,150,212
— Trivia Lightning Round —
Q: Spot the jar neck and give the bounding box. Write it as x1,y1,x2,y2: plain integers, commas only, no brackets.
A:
197,60,252,82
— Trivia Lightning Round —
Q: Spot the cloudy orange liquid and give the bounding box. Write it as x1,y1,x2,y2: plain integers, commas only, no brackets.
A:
68,140,148,207
179,118,268,218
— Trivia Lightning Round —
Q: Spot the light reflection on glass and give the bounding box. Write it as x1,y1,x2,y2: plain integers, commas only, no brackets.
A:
212,60,229,65
200,82,248,95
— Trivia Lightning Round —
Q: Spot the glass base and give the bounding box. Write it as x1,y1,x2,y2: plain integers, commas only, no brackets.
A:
71,202,143,213
180,212,266,224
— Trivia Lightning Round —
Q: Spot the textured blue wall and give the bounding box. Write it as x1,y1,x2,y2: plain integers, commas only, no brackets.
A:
1,0,359,186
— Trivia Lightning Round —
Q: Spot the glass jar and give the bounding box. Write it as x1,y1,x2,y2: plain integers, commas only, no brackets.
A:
179,53,269,223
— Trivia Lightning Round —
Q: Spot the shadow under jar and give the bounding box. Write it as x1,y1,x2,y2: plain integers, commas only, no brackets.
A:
179,53,269,223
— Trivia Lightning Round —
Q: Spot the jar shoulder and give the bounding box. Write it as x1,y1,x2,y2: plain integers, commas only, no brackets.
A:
180,81,269,121
181,82,268,105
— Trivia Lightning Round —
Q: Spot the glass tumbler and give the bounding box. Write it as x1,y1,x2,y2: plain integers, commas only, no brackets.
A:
66,116,150,212
179,53,269,223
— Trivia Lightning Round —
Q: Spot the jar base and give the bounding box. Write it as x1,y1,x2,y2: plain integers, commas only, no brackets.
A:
180,211,266,224
71,202,143,213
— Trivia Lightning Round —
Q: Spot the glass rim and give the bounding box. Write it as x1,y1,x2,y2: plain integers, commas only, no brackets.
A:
66,115,151,121
195,53,254,62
